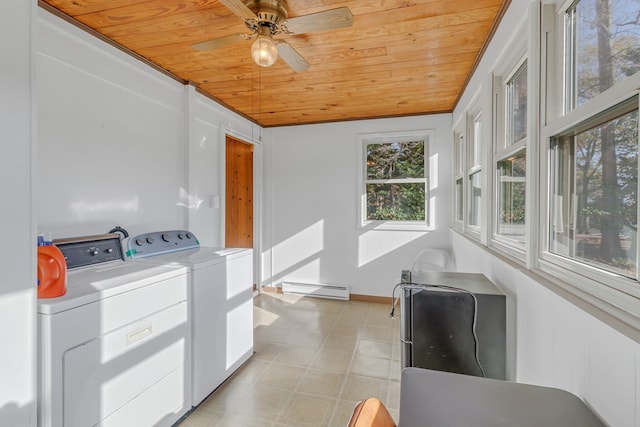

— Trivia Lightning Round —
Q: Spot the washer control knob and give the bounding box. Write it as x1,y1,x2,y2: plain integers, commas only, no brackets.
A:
135,238,144,246
106,248,114,254
186,232,193,239
177,233,184,240
146,237,154,244
88,248,99,256
161,233,170,242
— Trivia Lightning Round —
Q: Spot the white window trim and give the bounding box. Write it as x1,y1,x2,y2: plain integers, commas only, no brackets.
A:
357,129,434,231
453,116,466,232
537,0,640,307
540,92,640,296
463,86,484,244
492,148,527,257
452,0,640,338
490,16,530,257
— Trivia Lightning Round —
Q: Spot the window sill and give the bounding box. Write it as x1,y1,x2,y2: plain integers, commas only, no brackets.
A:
490,236,526,262
360,220,434,232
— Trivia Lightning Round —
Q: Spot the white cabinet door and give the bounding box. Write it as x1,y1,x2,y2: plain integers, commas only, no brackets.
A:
191,250,253,405
224,251,254,375
191,261,226,405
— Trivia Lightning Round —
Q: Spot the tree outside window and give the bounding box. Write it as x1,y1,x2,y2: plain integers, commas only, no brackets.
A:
572,0,640,108
497,153,526,242
549,0,640,278
364,139,428,222
494,59,528,247
551,105,638,276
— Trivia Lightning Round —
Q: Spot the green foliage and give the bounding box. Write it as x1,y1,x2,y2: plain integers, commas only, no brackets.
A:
367,183,426,221
366,141,424,179
365,140,426,221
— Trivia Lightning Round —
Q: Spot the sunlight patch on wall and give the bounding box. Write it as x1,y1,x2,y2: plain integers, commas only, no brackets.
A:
275,259,322,284
70,197,139,220
430,153,439,190
176,187,203,209
272,220,324,281
358,230,424,267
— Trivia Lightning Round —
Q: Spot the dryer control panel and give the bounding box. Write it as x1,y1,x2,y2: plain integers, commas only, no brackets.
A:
127,230,200,259
54,233,124,269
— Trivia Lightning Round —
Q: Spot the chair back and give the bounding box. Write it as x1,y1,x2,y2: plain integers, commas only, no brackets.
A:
347,398,396,427
411,248,450,272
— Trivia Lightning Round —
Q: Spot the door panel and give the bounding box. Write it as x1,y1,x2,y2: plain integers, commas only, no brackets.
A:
225,136,253,248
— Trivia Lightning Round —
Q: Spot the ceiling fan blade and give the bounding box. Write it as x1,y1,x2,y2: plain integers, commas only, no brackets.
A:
277,41,310,73
284,7,353,35
192,33,248,51
219,0,257,20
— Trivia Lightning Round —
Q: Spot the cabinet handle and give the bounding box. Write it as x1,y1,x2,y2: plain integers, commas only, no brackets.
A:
126,325,152,346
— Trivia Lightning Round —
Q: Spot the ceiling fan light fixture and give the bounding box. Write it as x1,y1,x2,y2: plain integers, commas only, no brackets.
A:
251,35,278,67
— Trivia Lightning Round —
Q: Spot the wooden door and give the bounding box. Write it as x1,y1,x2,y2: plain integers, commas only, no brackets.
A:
225,135,253,248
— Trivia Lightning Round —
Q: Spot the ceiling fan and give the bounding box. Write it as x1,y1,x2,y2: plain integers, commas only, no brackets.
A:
192,0,353,72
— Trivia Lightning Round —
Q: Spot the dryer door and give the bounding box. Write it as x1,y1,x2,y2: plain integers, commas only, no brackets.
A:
63,302,188,427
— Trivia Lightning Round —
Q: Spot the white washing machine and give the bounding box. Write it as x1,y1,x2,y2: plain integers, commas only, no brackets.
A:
37,233,192,427
127,230,254,406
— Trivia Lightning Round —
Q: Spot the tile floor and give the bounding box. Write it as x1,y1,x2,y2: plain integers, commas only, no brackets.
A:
179,292,401,426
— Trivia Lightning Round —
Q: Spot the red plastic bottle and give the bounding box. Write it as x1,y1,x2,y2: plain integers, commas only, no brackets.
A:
37,237,67,299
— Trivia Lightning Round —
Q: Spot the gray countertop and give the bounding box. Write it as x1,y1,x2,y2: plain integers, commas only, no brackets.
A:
407,271,504,295
399,367,606,427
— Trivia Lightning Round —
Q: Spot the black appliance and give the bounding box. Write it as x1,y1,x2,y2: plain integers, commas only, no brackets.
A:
400,271,506,380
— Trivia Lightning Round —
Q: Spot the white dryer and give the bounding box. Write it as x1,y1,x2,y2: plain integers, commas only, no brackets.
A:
127,230,254,406
38,233,191,427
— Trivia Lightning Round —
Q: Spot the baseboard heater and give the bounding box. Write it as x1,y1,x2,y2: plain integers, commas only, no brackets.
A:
281,282,350,300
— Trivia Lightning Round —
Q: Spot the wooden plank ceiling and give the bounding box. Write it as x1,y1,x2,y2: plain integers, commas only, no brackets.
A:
40,0,508,127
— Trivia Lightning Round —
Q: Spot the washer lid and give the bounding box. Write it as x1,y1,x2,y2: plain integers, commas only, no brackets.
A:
132,247,252,268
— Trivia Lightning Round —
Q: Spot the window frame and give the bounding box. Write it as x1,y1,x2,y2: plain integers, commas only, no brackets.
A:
466,109,483,238
542,93,640,299
451,0,640,335
539,0,640,300
357,130,434,231
453,119,466,232
491,28,530,257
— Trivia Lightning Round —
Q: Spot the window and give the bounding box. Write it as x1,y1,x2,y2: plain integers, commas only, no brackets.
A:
565,0,640,110
494,60,528,247
542,0,640,291
549,98,638,278
468,113,483,231
469,169,482,227
454,129,465,229
497,153,526,242
506,62,528,147
359,131,431,229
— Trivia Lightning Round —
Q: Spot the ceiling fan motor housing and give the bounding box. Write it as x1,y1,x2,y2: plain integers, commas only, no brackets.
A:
194,0,349,72
244,0,288,27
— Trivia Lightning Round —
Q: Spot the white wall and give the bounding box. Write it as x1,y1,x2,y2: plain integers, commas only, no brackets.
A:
263,115,452,297
0,1,37,426
185,87,261,248
36,10,255,245
37,10,185,238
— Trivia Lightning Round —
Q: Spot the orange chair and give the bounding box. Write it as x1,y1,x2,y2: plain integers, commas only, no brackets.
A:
347,398,396,427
